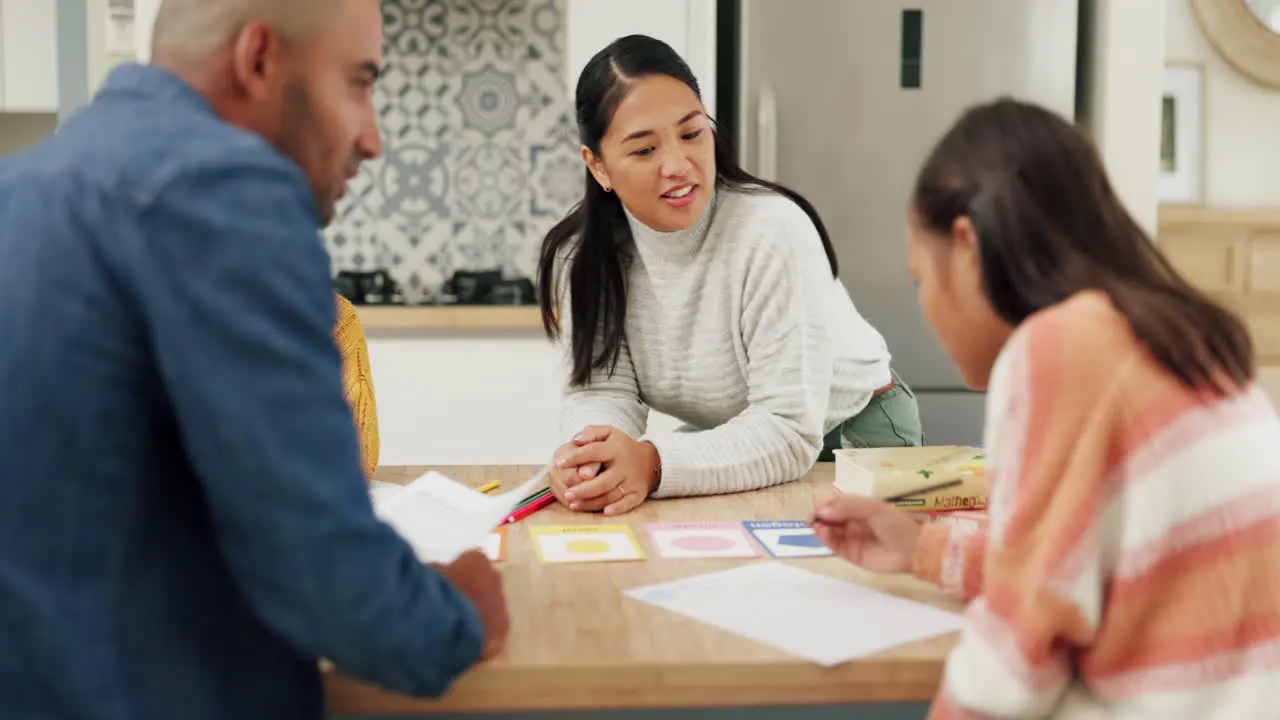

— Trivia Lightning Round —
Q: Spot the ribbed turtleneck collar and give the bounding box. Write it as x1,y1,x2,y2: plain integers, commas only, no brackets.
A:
623,187,718,266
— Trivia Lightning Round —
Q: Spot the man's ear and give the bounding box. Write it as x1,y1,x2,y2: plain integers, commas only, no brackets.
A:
227,20,284,101
580,145,611,192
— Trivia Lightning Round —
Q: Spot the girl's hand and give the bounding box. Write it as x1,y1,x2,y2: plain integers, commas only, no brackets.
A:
811,487,922,574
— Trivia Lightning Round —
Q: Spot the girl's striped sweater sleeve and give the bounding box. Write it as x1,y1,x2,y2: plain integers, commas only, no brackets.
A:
927,305,1113,719
913,522,985,602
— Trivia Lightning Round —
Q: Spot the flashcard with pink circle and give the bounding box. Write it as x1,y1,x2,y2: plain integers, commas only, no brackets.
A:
742,520,833,558
645,522,762,559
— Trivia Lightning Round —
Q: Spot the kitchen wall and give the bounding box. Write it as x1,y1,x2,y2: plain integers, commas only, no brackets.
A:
323,0,582,303
112,1,1173,467
113,0,710,465
90,0,137,94
1165,0,1280,207
1079,0,1167,235
565,0,716,117
361,0,712,466
370,1,1172,467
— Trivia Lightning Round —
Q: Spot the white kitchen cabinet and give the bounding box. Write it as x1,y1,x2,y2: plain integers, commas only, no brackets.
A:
0,0,60,112
564,0,716,117
366,334,684,466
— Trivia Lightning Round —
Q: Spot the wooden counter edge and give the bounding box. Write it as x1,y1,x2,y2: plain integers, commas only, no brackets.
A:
323,654,949,713
355,305,546,332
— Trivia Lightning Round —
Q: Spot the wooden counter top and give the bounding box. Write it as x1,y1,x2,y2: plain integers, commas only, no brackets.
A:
354,305,544,332
323,464,961,714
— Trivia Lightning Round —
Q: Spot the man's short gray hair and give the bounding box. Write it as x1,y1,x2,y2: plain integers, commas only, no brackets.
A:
151,0,342,65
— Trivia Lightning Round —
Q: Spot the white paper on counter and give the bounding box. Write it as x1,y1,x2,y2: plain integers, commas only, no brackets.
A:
371,469,546,564
368,480,404,504
625,562,963,666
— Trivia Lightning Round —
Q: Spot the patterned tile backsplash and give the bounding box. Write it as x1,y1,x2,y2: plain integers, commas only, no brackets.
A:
324,0,582,303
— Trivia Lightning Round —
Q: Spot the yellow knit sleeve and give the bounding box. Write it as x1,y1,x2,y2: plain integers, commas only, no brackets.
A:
333,295,379,480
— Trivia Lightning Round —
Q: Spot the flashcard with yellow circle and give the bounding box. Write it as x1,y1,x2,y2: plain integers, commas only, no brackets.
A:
529,525,645,564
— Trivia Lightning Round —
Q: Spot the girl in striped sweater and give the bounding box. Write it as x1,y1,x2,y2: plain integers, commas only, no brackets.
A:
812,98,1280,718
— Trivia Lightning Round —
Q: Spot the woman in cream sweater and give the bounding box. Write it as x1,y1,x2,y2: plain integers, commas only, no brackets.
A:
538,35,919,516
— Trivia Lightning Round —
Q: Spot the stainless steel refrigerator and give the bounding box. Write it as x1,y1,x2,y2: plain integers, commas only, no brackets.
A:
729,0,1079,446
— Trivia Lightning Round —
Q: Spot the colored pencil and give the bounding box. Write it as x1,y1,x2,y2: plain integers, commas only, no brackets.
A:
808,478,967,527
513,487,551,509
503,492,555,524
476,480,500,494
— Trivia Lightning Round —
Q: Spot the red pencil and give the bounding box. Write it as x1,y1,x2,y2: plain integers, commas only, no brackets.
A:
502,491,555,524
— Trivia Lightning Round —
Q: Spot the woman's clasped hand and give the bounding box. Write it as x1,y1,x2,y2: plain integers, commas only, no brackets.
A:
548,426,662,515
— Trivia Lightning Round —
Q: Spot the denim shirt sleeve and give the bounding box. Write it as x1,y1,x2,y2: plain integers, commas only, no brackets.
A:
130,147,484,697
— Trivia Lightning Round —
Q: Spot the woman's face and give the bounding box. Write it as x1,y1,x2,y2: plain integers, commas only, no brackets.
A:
583,74,716,233
905,209,1012,390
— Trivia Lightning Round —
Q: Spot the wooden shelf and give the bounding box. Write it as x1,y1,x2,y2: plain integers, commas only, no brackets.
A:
354,305,545,331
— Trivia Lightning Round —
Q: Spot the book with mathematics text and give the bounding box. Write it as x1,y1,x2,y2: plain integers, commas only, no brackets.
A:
832,445,988,511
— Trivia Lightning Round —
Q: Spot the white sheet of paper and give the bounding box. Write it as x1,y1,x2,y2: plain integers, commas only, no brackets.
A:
368,480,403,505
371,469,546,564
481,531,504,562
625,562,964,666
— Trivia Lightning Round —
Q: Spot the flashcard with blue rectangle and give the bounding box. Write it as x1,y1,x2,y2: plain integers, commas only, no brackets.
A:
742,520,833,558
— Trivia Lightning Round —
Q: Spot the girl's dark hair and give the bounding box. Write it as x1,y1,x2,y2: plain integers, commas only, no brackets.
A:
536,34,837,386
913,97,1253,395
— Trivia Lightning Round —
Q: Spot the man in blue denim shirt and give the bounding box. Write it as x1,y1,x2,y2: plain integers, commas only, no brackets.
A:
0,1,509,717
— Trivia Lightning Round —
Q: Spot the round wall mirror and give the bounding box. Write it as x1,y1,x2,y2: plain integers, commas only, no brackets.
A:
1192,0,1280,87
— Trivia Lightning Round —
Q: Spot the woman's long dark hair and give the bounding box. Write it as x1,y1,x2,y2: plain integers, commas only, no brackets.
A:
913,97,1253,395
536,34,837,387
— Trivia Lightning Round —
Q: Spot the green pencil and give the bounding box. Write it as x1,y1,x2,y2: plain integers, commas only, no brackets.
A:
513,487,551,510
